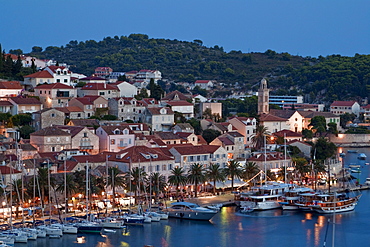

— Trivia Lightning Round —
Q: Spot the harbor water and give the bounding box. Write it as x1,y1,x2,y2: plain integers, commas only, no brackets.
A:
21,148,370,247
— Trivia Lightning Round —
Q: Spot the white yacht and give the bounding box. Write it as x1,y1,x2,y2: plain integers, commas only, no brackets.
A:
239,182,292,210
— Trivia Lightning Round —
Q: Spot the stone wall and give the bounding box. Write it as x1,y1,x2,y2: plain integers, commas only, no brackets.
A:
329,134,370,145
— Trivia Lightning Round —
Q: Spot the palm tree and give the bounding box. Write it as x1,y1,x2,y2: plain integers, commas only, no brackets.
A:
167,167,187,198
128,167,147,204
56,174,77,214
73,170,86,194
187,163,206,198
149,172,166,202
251,125,269,150
107,167,126,207
206,164,225,195
11,179,23,219
224,160,243,191
242,162,260,186
37,167,50,208
293,157,311,179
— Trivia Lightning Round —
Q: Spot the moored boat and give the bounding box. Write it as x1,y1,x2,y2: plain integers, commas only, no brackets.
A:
279,187,314,210
358,153,367,160
165,202,218,221
238,182,292,210
310,194,361,213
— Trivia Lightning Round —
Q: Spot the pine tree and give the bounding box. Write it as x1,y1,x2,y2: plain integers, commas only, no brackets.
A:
12,55,22,76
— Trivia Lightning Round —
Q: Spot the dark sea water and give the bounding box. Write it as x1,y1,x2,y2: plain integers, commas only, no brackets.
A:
23,148,370,247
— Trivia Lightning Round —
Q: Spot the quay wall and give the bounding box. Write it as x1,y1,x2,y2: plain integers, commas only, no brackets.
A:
330,134,370,147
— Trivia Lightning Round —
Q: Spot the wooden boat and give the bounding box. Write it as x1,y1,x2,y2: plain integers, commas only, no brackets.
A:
310,194,361,214
279,187,314,210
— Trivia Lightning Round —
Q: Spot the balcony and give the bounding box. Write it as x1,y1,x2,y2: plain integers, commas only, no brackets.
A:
79,146,94,150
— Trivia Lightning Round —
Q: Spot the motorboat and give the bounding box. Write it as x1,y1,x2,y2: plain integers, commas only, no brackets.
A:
347,150,358,153
240,206,254,213
205,203,223,211
351,168,361,173
165,202,218,221
155,211,169,220
37,225,63,237
1,230,28,243
0,235,15,246
76,222,103,234
279,187,314,210
99,217,125,228
358,153,367,160
365,178,370,185
120,214,145,225
145,212,161,222
51,223,78,234
238,182,293,210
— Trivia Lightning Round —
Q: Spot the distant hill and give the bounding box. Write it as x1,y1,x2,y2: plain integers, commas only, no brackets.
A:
14,34,370,103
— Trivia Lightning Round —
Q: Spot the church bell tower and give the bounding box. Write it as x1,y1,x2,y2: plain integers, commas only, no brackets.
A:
258,78,269,114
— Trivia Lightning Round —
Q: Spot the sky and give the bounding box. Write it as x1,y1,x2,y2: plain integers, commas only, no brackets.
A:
1,0,369,57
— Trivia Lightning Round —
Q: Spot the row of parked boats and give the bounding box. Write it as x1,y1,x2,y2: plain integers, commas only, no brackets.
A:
237,182,361,214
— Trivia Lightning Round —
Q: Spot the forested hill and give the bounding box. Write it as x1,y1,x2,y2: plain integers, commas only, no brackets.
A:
26,34,370,103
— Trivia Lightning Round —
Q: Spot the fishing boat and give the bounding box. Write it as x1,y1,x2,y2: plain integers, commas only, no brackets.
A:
165,202,218,221
347,150,358,153
238,182,292,210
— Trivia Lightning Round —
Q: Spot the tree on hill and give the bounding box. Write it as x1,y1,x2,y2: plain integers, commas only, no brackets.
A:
202,129,221,144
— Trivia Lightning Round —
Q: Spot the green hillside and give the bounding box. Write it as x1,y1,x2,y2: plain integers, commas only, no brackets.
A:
2,34,370,103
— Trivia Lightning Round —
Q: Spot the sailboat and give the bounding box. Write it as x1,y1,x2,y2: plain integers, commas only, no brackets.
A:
76,161,103,234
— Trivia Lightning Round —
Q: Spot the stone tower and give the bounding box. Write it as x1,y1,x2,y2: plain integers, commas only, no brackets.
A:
258,78,269,114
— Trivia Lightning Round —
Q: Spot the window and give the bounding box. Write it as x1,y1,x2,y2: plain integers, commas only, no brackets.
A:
99,92,105,96
169,164,172,170
162,164,167,171
111,139,115,145
57,79,60,82
64,79,67,83
51,147,55,152
50,113,55,117
156,165,160,171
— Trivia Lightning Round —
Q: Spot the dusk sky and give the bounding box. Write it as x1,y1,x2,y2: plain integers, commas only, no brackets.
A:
1,0,369,57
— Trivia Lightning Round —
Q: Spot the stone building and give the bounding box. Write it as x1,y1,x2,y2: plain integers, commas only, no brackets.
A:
32,108,66,131
30,127,71,152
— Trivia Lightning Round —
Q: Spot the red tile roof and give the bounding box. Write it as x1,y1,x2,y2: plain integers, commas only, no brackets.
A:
10,97,42,105
24,70,53,78
272,129,303,138
330,100,357,107
55,106,83,113
146,107,174,115
35,83,73,89
259,113,287,122
0,81,22,89
109,146,174,163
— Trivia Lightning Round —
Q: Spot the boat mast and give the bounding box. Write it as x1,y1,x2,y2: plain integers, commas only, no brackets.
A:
64,159,67,217
284,133,287,183
48,159,51,223
85,161,89,221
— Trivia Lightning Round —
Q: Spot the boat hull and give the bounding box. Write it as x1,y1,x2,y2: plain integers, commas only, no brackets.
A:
167,211,217,221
